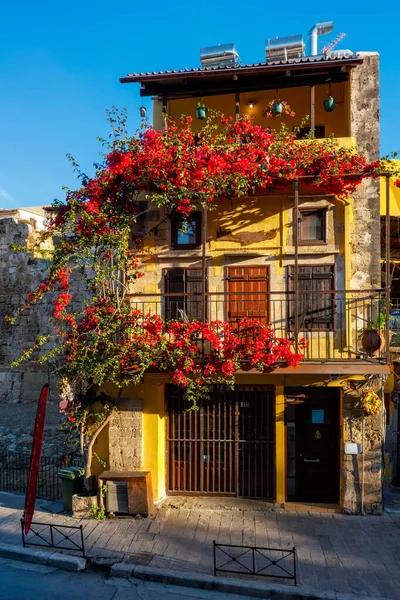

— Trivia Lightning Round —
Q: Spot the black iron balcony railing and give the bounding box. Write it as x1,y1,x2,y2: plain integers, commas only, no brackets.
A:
128,289,388,363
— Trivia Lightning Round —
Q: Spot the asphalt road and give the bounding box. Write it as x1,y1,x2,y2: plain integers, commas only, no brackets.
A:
0,557,260,600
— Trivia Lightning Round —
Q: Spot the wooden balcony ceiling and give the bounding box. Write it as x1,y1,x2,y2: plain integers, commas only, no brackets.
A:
121,55,363,99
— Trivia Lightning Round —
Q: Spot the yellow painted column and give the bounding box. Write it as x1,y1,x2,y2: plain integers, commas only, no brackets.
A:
344,200,352,291
275,385,286,505
142,383,166,501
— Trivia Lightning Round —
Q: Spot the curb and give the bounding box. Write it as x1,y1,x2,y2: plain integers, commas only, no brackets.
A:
110,562,387,600
0,542,86,572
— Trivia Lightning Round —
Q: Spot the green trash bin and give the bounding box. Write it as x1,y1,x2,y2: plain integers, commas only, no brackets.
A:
58,466,85,512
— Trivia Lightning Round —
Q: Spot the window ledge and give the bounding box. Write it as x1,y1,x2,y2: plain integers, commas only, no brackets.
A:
285,244,340,255
155,251,212,259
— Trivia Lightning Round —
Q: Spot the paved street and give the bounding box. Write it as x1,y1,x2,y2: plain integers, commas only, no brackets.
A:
2,492,400,598
0,557,263,600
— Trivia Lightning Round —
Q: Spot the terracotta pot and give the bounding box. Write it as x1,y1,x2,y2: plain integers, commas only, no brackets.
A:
361,329,385,357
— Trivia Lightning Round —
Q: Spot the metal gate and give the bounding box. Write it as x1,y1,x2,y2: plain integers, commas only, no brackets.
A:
167,385,275,499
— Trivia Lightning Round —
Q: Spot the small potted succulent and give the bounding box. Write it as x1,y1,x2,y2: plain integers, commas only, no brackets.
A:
196,99,207,120
361,312,386,357
323,96,336,112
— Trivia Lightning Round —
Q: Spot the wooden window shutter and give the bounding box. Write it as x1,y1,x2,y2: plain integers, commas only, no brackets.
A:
287,265,335,330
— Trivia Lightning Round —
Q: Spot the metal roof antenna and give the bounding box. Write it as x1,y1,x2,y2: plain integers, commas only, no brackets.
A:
308,21,333,56
322,32,347,55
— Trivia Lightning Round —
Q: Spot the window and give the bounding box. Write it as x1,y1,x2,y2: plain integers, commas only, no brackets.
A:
295,125,326,139
287,265,335,330
299,208,327,244
164,268,207,320
171,211,201,249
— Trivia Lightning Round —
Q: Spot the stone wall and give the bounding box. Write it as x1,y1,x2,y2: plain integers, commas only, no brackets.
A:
108,398,143,471
350,53,381,289
342,380,383,514
0,218,70,455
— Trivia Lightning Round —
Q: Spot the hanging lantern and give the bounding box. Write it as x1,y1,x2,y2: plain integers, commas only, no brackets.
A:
139,106,147,118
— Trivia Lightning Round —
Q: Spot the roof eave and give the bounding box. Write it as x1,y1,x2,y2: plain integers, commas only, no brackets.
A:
120,55,363,85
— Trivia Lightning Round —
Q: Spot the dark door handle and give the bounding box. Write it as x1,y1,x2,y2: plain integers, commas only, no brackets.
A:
304,458,320,463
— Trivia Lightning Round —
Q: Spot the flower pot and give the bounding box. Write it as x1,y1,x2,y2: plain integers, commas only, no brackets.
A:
361,329,385,357
272,101,283,116
324,97,336,112
72,493,97,517
196,106,207,120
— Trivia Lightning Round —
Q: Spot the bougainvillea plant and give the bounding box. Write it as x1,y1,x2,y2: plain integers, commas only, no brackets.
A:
359,390,381,416
5,108,400,482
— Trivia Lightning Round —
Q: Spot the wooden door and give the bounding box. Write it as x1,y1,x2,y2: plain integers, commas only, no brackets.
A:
288,388,340,503
226,266,269,324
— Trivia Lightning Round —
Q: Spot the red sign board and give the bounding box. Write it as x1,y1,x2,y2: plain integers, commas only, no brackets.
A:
23,384,49,534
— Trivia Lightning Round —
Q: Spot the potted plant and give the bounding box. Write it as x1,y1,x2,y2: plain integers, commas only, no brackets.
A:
262,99,295,119
361,312,386,357
323,96,336,112
196,100,207,120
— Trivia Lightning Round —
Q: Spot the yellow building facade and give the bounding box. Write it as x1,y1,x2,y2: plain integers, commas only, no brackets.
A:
100,50,391,514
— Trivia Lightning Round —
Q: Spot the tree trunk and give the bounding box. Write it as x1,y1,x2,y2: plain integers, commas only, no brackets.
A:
84,412,114,493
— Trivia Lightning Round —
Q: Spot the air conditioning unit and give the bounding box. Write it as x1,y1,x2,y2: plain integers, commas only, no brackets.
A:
106,480,129,514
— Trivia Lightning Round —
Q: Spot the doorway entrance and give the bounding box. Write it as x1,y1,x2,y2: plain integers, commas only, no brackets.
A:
167,384,275,500
286,387,340,503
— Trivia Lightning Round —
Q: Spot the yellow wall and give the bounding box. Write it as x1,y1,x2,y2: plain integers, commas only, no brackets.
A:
167,82,350,137
380,164,400,216
141,381,166,502
96,380,166,502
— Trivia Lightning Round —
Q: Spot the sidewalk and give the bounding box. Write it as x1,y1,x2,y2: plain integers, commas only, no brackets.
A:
1,491,400,598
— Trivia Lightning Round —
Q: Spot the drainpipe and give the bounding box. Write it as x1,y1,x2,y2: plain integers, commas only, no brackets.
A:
361,412,365,515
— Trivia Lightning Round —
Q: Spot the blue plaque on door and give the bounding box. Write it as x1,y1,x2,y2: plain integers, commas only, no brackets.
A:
312,409,324,424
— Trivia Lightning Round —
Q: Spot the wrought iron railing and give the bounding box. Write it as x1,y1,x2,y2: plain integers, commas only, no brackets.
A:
213,541,297,584
0,451,83,500
128,289,388,363
21,519,85,556
389,299,400,349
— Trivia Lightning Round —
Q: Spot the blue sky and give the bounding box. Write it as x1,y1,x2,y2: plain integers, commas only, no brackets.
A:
1,1,398,208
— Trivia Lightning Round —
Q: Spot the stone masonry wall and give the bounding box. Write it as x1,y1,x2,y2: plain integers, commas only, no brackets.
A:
342,380,383,514
108,398,143,471
350,53,381,289
0,218,77,456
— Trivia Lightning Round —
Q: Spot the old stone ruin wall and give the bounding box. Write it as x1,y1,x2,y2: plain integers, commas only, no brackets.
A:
0,217,77,456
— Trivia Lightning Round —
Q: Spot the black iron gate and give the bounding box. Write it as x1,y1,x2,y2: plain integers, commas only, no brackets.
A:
167,385,275,499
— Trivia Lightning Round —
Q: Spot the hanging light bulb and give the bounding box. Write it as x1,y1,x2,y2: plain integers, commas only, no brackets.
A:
139,106,147,118
248,100,255,109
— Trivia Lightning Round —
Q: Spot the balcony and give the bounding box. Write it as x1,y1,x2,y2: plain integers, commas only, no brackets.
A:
129,289,389,366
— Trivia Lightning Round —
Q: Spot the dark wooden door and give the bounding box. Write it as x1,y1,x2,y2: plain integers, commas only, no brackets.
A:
293,390,340,503
226,267,269,324
167,385,275,500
